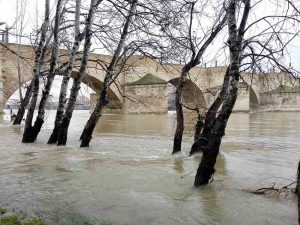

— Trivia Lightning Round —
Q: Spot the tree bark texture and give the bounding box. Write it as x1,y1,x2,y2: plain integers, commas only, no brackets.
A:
194,0,251,186
48,0,83,144
48,75,70,143
80,0,138,147
56,0,102,146
172,13,227,154
22,0,50,143
190,67,230,156
30,0,64,141
13,80,33,125
172,76,185,154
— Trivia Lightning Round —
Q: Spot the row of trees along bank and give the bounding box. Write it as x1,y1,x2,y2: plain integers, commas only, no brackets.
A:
3,0,300,194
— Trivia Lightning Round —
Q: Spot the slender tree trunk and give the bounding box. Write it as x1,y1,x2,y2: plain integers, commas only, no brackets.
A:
48,0,82,144
193,113,204,143
79,79,108,147
29,0,64,141
194,0,250,186
56,0,103,146
171,13,227,154
22,0,50,143
13,80,33,125
190,67,230,155
194,70,239,186
48,75,70,143
173,76,185,154
80,0,138,147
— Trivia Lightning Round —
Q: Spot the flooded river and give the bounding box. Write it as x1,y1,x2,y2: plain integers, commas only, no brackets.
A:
0,111,299,225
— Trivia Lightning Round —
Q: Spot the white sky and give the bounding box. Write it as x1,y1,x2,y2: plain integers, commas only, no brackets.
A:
0,0,300,100
1,0,299,69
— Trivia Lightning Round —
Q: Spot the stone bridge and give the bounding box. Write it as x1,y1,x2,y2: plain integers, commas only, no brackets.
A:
1,42,299,114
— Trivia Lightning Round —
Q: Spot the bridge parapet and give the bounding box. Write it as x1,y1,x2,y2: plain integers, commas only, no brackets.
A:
1,42,299,114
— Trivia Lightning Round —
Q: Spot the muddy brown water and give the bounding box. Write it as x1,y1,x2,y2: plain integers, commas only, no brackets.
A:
0,110,298,225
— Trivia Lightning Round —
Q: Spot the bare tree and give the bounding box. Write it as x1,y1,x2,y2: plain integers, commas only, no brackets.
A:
48,0,84,144
193,0,300,186
167,1,227,154
22,0,50,143
24,0,65,142
80,0,138,147
56,0,103,145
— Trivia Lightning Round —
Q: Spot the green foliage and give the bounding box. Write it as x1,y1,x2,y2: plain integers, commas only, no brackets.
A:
0,215,21,225
0,213,44,225
23,218,44,225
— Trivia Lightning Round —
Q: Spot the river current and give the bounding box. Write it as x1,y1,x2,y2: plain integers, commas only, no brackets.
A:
0,110,299,225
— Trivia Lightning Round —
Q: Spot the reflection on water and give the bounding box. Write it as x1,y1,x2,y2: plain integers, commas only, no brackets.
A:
0,110,299,225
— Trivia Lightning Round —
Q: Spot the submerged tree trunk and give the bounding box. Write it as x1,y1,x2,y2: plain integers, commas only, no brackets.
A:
48,0,83,144
22,0,50,143
29,0,64,141
13,80,33,125
80,0,138,147
190,67,230,156
194,0,250,186
172,77,185,154
193,112,204,143
56,0,102,146
194,70,239,186
48,75,70,143
171,13,227,154
79,77,109,147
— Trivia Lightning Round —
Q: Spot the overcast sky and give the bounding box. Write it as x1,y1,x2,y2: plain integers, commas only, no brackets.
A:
1,0,299,68
1,0,300,101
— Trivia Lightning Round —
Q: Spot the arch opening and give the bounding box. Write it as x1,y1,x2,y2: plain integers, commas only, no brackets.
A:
249,86,259,111
3,73,123,111
167,78,207,112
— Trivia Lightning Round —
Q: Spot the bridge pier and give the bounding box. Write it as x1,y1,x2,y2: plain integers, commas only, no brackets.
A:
123,73,168,114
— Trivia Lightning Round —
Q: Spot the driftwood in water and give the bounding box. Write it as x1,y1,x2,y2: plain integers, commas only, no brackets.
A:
245,181,296,197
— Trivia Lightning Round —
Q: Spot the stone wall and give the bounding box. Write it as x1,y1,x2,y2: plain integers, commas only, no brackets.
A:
233,86,250,112
0,49,3,112
1,42,300,114
124,84,168,114
260,92,300,111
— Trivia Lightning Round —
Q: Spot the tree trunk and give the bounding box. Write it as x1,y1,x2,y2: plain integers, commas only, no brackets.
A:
194,76,239,186
80,86,108,147
48,0,83,144
193,115,204,143
172,78,184,154
194,0,250,186
30,0,64,141
22,0,50,143
190,67,230,156
56,0,102,146
80,0,138,147
48,75,70,144
171,13,227,154
13,80,33,125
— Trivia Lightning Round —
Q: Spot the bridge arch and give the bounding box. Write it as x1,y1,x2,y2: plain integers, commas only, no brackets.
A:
168,78,207,111
3,72,123,110
204,82,259,112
